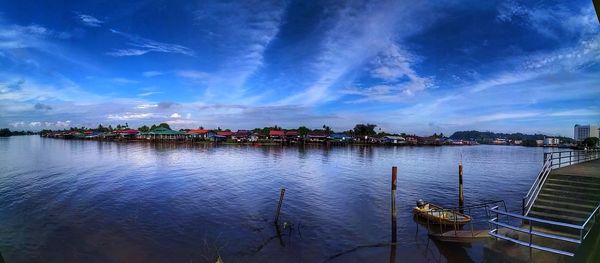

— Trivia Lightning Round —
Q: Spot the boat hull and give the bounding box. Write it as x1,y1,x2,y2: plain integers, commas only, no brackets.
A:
412,203,471,226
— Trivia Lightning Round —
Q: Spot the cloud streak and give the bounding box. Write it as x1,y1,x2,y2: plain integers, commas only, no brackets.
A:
76,13,104,27
107,29,195,57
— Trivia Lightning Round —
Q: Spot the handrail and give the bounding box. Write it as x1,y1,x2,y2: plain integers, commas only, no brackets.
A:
522,149,600,216
490,206,582,229
426,200,505,213
581,202,600,240
524,157,551,199
522,155,552,215
488,206,584,257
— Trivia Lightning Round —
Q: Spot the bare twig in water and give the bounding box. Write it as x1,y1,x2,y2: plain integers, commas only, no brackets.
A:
195,233,227,263
323,242,395,262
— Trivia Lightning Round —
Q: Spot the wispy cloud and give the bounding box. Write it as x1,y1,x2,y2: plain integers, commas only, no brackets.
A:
138,91,163,97
142,71,163,77
496,1,599,39
107,113,156,120
192,0,286,99
76,13,104,27
279,1,430,105
111,77,138,85
176,70,209,81
107,29,195,57
34,102,52,111
342,43,433,103
0,24,64,49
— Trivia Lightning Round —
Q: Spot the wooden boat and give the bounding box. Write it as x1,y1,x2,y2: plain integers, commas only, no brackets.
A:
412,201,471,226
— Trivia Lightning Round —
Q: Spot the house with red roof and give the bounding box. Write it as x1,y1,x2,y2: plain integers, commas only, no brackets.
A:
116,129,139,139
308,131,329,142
285,130,300,142
269,130,285,142
232,130,253,142
186,129,214,140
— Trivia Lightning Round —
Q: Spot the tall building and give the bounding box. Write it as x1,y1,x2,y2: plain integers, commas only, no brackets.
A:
574,124,600,141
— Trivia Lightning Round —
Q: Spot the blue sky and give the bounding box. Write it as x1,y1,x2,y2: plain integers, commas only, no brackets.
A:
0,0,599,136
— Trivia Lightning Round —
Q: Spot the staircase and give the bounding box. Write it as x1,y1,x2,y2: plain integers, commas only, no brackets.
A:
529,174,600,229
488,149,600,257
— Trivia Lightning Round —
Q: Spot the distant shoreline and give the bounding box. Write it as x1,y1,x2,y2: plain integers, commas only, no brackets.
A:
25,135,575,149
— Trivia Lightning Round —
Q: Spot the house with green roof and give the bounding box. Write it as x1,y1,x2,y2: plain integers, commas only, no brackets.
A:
139,127,186,140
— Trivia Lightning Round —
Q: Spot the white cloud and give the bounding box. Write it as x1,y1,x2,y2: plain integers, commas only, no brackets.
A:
496,1,599,39
342,43,433,103
136,104,158,109
473,112,540,122
142,71,163,77
548,109,600,117
107,113,155,120
177,70,209,81
106,49,149,56
29,121,41,127
10,121,25,127
279,1,429,105
111,77,138,84
138,91,163,97
170,113,181,118
192,1,286,99
107,29,195,57
76,14,104,27
0,24,52,49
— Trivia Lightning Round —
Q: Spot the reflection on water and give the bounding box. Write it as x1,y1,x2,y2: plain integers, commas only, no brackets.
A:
0,136,549,262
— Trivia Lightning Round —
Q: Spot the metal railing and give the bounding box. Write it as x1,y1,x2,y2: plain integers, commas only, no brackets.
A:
522,154,552,216
421,200,506,238
522,149,600,216
543,149,600,169
489,203,600,257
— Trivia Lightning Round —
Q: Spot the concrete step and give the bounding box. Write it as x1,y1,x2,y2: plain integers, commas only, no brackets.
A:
534,199,597,212
537,194,599,207
539,188,600,200
544,183,600,194
528,210,586,225
546,178,600,189
550,174,600,184
530,205,591,218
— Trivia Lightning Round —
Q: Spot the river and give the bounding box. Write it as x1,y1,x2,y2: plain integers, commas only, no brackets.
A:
0,136,552,262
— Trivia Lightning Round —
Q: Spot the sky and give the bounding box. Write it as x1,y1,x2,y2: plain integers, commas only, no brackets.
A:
0,0,599,136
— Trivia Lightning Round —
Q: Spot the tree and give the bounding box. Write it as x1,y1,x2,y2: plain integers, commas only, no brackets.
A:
108,125,113,131
158,123,171,130
150,124,157,131
353,123,377,137
138,125,150,132
0,128,11,137
298,126,310,136
322,125,331,133
583,137,599,148
522,139,539,147
199,126,204,130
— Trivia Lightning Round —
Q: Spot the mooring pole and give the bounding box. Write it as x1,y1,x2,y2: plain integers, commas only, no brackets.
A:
274,188,286,224
459,162,464,214
391,166,398,244
389,166,398,263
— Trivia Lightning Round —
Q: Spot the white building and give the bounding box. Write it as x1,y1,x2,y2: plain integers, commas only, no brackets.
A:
544,137,560,146
574,125,600,141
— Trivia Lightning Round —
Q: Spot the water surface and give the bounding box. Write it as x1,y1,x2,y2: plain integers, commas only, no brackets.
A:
0,136,550,262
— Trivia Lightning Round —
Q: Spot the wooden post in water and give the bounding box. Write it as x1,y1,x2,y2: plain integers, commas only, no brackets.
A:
391,166,398,244
274,188,286,224
389,166,398,263
459,162,464,213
